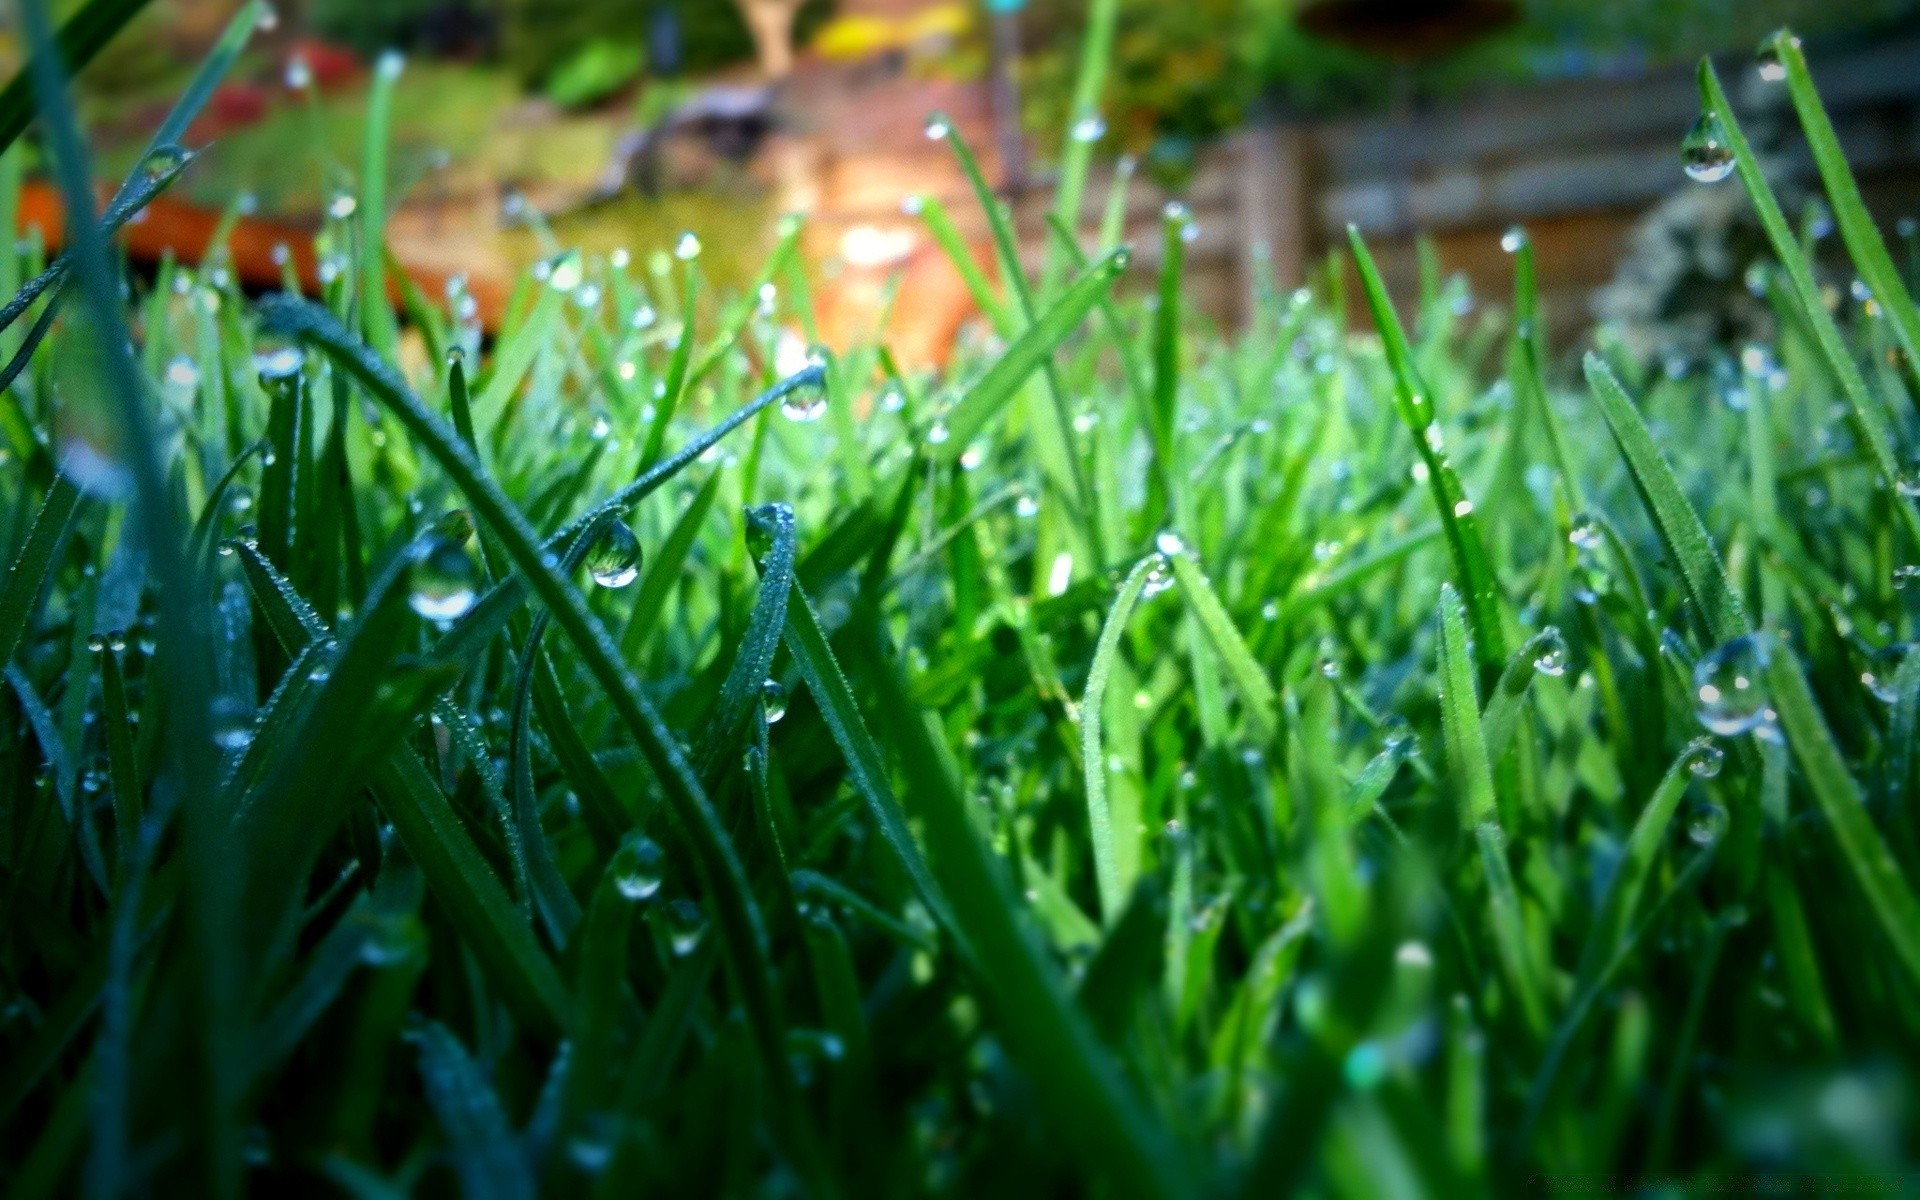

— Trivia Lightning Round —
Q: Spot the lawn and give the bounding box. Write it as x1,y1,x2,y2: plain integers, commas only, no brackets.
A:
2,2,1918,1197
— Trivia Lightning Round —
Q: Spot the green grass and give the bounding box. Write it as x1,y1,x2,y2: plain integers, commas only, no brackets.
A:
4,10,1920,1197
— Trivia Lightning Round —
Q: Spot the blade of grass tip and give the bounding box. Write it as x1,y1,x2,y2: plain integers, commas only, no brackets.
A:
639,260,698,470
257,296,828,1192
1349,229,1506,675
1150,204,1187,513
507,631,583,945
937,117,1100,543
620,468,721,660
1041,0,1119,298
1699,59,1920,547
1579,738,1718,978
687,215,802,389
371,751,571,1035
693,504,797,782
19,1,229,1187
1583,355,1748,645
1167,548,1279,742
1481,626,1566,768
1437,584,1548,1039
847,607,1193,1200
912,193,1014,336
0,474,79,667
1767,646,1920,988
0,0,154,157
1081,555,1157,923
1770,31,1920,371
1508,231,1582,509
97,640,139,874
408,1021,536,1200
781,577,962,950
936,247,1128,458
552,853,645,1164
358,49,402,356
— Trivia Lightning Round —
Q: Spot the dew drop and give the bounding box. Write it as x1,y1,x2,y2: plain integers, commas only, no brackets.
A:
782,380,828,423
210,694,253,750
674,231,702,261
1568,514,1602,553
1071,113,1107,143
1687,801,1729,845
761,679,788,724
1693,634,1773,736
1500,226,1527,254
1531,627,1567,677
361,912,425,966
663,898,707,956
1141,555,1175,599
1681,113,1736,183
1685,738,1725,779
326,191,358,220
253,336,305,382
1863,644,1910,704
283,55,312,90
610,834,665,901
139,144,193,183
375,49,406,81
926,421,950,445
408,537,478,623
1014,494,1039,519
923,112,953,141
586,518,641,588
545,252,583,292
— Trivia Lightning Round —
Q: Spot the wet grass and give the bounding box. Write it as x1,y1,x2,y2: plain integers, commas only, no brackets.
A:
3,5,1920,1196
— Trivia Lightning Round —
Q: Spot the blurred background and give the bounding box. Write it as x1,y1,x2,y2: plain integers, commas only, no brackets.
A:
22,0,1920,365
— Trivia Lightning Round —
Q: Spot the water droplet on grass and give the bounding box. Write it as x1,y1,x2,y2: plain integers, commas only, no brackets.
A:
761,680,788,724
1141,555,1175,598
1071,113,1107,143
674,231,702,261
1863,644,1910,704
211,694,252,750
252,338,304,381
1500,226,1526,253
663,899,707,955
611,834,665,901
1687,801,1729,844
408,538,477,623
139,145,193,183
1532,627,1567,677
1684,738,1725,778
587,519,641,588
923,112,952,141
1681,113,1736,183
1693,634,1773,736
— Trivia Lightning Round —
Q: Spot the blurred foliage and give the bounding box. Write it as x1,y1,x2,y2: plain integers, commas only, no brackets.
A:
544,37,647,109
1017,0,1920,159
501,0,832,89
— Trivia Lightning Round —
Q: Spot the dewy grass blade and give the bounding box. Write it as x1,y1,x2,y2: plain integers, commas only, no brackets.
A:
849,609,1193,1200
1584,355,1748,646
694,505,797,781
1040,0,1119,297
782,578,961,949
20,0,228,1185
1168,550,1279,742
0,475,79,667
1698,59,1920,547
1349,230,1506,676
937,247,1127,458
1437,584,1547,1038
255,296,829,1191
1769,31,1920,370
1080,556,1157,924
1766,648,1920,988
1508,232,1582,509
0,0,154,157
